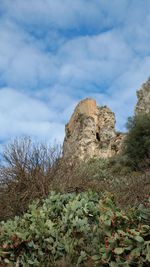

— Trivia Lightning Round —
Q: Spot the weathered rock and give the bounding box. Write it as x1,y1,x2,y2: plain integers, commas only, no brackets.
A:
135,78,150,115
63,98,125,160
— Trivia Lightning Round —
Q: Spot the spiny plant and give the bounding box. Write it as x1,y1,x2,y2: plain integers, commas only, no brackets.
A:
0,192,150,266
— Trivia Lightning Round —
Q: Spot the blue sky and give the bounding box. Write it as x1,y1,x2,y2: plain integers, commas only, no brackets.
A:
0,0,150,145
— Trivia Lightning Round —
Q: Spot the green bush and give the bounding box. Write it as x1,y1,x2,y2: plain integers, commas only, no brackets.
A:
124,113,150,170
77,157,111,180
0,191,150,266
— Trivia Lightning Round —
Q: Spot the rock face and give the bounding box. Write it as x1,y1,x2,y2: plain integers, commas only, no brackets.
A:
63,79,150,161
135,78,150,115
63,98,125,160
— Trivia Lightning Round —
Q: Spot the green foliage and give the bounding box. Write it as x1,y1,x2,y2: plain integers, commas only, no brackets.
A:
138,201,150,225
124,113,150,170
107,155,131,176
0,191,150,266
78,157,111,180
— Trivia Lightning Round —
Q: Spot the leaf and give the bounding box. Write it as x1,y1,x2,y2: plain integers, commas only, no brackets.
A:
146,246,150,262
91,255,101,261
110,262,119,267
28,260,35,264
146,253,150,262
104,219,112,226
134,236,144,242
27,241,34,248
4,258,10,263
114,247,124,254
141,225,150,231
130,248,141,257
77,251,87,264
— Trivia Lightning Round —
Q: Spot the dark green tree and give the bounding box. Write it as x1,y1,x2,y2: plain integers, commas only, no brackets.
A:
124,113,150,170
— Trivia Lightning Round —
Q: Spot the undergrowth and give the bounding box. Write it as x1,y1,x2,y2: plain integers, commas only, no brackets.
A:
0,191,150,267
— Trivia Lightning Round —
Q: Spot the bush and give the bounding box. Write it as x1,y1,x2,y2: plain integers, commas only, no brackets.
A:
76,157,111,181
1,136,150,221
0,191,150,266
108,155,133,175
123,113,150,170
0,137,62,220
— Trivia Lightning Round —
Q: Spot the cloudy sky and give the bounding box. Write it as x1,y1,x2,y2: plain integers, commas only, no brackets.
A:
0,0,150,145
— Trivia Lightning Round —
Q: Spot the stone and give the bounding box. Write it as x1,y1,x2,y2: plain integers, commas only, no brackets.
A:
63,98,125,160
135,78,150,115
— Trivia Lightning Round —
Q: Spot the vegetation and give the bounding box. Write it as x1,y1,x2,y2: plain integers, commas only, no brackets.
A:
0,191,150,266
0,137,62,220
1,141,150,221
123,113,150,170
0,113,150,266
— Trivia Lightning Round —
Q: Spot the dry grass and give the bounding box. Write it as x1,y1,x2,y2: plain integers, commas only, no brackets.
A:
49,158,150,209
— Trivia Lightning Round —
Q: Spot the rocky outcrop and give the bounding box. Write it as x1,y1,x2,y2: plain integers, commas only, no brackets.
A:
135,78,150,115
63,78,150,161
63,98,125,160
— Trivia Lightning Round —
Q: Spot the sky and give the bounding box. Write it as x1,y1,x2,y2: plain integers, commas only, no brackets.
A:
0,0,150,146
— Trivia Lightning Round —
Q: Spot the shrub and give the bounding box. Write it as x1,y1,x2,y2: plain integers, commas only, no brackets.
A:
123,113,150,170
0,191,150,266
1,136,150,221
108,154,133,175
0,137,62,220
76,157,111,181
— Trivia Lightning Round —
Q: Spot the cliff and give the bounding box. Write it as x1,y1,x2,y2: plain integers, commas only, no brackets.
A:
63,78,150,160
135,78,150,115
63,98,124,160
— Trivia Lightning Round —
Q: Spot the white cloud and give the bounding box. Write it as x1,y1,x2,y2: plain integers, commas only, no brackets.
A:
0,21,58,89
1,0,129,31
57,32,133,88
0,0,150,144
0,88,64,143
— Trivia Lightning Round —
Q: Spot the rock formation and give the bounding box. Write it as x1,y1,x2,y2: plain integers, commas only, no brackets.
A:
63,78,150,161
63,98,125,160
135,78,150,115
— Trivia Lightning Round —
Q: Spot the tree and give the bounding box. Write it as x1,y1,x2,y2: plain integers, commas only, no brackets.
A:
124,113,150,170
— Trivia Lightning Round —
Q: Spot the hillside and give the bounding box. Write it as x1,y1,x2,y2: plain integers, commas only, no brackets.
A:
0,79,150,266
